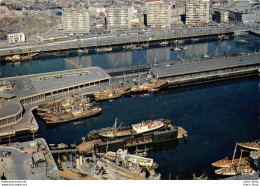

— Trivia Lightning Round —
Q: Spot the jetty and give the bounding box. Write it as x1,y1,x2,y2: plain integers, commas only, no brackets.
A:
77,123,187,154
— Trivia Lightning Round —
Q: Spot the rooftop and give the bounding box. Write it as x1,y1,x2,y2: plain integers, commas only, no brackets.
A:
151,53,260,78
0,66,110,99
0,98,22,119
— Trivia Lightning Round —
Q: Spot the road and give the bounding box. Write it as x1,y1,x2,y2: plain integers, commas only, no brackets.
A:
0,147,28,180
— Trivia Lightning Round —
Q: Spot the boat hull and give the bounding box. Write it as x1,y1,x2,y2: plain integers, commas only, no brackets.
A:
44,108,101,124
238,143,260,151
211,157,248,168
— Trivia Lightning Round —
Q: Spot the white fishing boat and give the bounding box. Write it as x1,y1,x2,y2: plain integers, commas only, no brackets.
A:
57,143,68,149
159,41,168,46
98,119,165,138
132,120,164,134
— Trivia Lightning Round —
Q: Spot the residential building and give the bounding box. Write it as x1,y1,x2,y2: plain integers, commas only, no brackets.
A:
62,8,90,34
144,0,171,28
185,0,211,25
212,1,260,24
8,32,25,43
171,0,186,24
106,7,131,30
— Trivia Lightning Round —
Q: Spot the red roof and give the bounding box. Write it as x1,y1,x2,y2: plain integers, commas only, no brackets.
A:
99,12,105,17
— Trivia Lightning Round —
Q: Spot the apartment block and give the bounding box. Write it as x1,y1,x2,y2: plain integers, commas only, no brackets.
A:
186,0,211,25
144,0,171,28
106,7,131,30
62,8,90,34
8,32,25,43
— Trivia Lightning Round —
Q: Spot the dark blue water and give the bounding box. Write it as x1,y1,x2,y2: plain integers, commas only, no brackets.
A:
31,78,258,180
1,34,259,180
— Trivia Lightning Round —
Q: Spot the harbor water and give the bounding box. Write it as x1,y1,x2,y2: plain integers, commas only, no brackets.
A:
0,33,259,179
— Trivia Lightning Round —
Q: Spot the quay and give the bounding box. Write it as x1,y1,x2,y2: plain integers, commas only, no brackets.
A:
0,26,235,61
0,138,60,180
77,124,187,154
0,53,260,140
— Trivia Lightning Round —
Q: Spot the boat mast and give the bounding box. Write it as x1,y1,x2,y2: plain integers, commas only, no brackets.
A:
231,143,237,165
236,149,244,173
114,117,117,131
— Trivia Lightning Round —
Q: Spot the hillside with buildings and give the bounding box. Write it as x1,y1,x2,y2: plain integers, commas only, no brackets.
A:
0,16,59,39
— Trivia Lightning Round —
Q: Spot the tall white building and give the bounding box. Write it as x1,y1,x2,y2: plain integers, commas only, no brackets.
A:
8,32,25,44
186,0,211,25
106,7,131,30
144,0,171,28
62,8,90,34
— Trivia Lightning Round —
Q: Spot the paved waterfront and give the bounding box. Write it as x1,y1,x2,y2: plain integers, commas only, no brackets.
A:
0,138,60,180
0,25,237,57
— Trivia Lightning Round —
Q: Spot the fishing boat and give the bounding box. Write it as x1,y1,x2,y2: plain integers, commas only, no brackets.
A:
147,80,168,92
95,47,113,53
5,53,38,62
132,120,164,133
215,164,255,176
94,87,130,101
61,98,71,108
211,157,248,168
43,106,101,124
98,118,165,138
57,143,68,149
159,41,168,46
215,166,239,176
238,139,260,151
131,84,149,93
98,118,133,138
78,49,88,54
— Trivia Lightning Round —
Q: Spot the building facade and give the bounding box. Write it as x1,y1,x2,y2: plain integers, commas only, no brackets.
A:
8,32,25,43
144,0,171,28
106,7,131,30
185,0,211,25
62,8,90,34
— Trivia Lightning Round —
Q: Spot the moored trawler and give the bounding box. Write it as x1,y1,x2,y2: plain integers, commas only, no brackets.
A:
211,157,248,168
37,95,101,124
132,120,164,133
215,164,255,176
43,106,101,124
147,80,168,92
97,118,165,138
94,86,131,101
130,84,149,93
5,53,38,62
238,139,260,151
